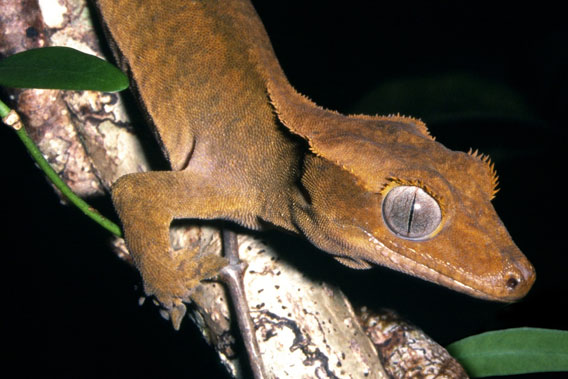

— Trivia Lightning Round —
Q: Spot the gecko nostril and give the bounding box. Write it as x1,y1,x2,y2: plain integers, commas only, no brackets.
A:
501,246,536,296
506,276,520,290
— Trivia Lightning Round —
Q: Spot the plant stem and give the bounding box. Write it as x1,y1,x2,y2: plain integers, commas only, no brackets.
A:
1,98,123,237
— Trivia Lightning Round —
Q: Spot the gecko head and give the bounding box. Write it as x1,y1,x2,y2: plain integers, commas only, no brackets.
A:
291,116,535,302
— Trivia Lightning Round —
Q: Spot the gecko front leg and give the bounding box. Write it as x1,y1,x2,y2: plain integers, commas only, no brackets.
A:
113,170,266,375
111,170,238,328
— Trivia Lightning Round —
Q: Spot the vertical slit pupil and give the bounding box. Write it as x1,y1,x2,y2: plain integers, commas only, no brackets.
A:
406,189,417,236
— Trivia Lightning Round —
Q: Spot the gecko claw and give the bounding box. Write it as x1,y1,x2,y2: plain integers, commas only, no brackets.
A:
169,301,187,330
157,301,186,330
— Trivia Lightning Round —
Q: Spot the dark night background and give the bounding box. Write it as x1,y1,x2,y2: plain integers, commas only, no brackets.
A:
2,1,566,378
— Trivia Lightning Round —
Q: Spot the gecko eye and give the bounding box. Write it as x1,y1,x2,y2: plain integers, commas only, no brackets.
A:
382,186,442,240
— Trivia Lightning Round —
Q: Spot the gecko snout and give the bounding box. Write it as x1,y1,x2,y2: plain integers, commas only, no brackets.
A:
502,250,536,301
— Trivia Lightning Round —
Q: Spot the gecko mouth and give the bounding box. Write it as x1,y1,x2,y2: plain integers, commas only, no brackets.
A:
357,229,530,302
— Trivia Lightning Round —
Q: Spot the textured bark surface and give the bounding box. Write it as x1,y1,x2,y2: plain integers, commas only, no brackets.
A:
1,1,467,378
360,308,469,378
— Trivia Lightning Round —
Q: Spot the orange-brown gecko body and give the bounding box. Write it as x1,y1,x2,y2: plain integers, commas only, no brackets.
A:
95,0,535,320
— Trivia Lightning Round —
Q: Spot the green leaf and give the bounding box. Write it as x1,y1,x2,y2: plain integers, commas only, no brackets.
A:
0,46,128,92
447,327,568,377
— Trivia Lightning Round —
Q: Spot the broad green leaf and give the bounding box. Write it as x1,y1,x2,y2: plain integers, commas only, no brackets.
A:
447,327,568,377
0,46,128,92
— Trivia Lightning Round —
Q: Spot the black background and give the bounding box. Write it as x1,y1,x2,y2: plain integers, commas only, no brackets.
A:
2,1,566,378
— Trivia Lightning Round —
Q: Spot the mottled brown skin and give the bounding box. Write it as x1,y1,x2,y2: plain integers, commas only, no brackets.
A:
96,0,535,319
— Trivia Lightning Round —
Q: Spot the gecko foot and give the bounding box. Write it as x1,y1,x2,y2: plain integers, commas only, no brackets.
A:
140,248,227,329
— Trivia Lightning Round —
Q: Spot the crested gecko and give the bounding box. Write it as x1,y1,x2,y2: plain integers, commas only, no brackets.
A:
95,0,535,324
